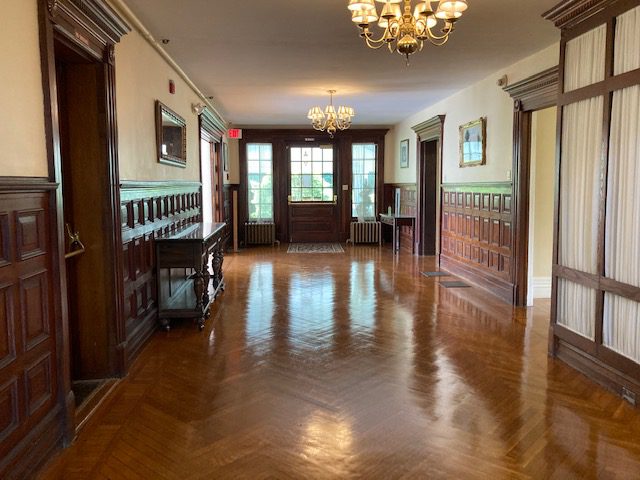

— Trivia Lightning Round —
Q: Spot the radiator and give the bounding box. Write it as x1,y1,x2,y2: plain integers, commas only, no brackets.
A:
347,221,381,245
244,222,279,245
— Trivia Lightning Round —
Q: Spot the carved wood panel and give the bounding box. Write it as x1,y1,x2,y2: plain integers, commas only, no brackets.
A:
441,183,514,302
0,190,58,474
120,182,201,365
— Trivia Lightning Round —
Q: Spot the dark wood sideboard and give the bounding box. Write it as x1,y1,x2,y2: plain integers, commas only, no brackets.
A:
155,222,226,330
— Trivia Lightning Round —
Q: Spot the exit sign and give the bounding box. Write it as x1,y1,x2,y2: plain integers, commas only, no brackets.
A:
228,128,243,139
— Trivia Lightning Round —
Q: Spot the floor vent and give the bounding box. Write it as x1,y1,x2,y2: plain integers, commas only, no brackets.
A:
244,222,279,245
347,221,381,245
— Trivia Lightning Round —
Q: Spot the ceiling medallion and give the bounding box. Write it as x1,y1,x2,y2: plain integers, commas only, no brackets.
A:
307,90,355,138
348,0,468,64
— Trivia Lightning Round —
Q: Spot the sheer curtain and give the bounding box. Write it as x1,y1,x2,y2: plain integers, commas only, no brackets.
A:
603,85,640,362
556,96,603,339
614,6,640,75
564,24,606,91
559,97,603,274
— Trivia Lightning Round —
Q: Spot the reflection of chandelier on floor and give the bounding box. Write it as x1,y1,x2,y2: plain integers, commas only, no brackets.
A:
348,0,468,64
307,90,355,138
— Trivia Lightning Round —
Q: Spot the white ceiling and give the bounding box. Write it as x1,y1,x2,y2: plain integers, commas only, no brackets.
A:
124,0,560,127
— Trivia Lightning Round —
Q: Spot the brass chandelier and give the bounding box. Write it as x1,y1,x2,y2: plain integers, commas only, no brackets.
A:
347,0,469,63
307,90,355,138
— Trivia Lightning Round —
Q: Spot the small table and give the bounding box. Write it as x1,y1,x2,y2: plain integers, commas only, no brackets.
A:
380,214,415,254
155,222,226,331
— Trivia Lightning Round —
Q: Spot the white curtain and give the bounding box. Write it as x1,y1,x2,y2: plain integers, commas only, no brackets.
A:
564,24,606,92
614,6,640,75
557,279,596,340
559,97,603,274
603,85,640,363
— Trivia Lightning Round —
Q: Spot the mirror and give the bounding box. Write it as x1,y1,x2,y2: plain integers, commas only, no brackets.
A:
156,100,187,167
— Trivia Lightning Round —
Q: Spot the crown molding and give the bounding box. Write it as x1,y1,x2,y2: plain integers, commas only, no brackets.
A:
543,0,619,29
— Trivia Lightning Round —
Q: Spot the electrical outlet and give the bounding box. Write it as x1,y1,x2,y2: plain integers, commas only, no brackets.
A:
622,387,636,406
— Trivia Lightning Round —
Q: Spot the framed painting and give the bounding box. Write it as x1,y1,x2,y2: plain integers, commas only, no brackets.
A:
459,117,486,167
400,139,409,168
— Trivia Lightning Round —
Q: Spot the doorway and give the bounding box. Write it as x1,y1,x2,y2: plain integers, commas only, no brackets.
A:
526,107,557,306
54,38,120,415
288,144,339,243
419,139,438,256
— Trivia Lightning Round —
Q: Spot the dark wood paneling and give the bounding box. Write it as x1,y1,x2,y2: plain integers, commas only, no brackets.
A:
222,184,237,249
119,181,201,364
289,203,339,243
441,183,514,302
0,186,61,478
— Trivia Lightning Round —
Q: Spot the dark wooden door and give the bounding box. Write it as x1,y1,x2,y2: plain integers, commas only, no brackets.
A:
287,145,339,243
420,140,438,256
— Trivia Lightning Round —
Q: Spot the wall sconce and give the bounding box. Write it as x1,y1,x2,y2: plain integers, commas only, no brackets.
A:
192,103,206,115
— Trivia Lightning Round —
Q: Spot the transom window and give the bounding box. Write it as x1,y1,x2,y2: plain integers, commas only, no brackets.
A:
290,146,334,202
247,143,273,221
352,143,377,219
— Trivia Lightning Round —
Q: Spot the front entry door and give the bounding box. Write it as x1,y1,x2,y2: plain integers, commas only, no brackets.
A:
288,145,339,243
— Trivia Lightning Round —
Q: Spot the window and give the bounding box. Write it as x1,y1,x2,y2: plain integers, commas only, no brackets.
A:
247,143,273,221
352,143,377,218
290,146,334,202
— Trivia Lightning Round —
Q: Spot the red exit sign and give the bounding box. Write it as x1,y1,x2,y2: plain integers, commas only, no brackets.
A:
228,128,243,139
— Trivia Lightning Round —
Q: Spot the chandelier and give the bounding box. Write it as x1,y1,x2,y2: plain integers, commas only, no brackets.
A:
307,90,355,138
347,0,468,64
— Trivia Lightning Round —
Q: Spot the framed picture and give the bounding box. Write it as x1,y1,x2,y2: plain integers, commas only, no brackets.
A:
156,100,187,168
400,139,409,168
459,117,486,167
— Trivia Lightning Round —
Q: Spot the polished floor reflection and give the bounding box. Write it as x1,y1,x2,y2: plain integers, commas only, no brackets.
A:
40,246,640,479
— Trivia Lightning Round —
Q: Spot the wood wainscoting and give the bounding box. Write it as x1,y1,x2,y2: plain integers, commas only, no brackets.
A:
119,181,201,366
0,178,65,478
440,183,514,303
383,184,417,254
222,184,238,250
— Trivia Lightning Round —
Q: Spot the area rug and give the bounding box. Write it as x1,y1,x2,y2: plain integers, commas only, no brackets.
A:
287,243,345,254
421,271,451,278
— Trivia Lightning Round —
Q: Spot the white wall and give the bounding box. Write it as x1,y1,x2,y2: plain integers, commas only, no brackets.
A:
385,44,559,184
0,0,48,177
115,29,206,182
528,107,557,303
226,138,240,184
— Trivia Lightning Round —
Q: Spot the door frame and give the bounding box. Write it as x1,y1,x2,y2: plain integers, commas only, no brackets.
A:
38,0,130,441
412,115,445,257
504,67,559,307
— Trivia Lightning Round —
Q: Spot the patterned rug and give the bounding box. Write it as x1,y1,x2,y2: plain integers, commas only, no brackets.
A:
287,243,345,254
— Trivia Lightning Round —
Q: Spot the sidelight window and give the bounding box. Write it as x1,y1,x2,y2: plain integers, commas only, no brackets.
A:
290,146,334,202
352,143,377,219
247,143,273,221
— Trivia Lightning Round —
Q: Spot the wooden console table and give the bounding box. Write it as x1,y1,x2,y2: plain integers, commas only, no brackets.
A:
155,222,226,331
380,214,415,254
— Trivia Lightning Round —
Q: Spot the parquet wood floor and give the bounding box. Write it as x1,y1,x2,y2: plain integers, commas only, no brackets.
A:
39,245,640,479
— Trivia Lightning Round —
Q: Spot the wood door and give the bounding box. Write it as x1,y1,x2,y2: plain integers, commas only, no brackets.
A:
419,140,438,256
287,145,339,243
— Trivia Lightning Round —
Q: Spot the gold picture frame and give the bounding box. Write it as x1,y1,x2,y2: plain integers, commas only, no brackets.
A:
459,117,486,168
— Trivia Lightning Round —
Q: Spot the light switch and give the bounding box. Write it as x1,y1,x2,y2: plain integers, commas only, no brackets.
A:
506,169,512,181
342,185,349,191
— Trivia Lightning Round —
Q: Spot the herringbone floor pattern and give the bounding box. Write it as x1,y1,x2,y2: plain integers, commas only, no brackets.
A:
39,245,640,479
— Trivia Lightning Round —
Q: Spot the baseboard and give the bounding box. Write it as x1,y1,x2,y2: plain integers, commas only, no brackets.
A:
556,340,640,406
532,276,552,298
440,255,514,304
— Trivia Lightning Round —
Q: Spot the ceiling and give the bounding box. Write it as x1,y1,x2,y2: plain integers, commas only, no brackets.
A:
124,0,560,127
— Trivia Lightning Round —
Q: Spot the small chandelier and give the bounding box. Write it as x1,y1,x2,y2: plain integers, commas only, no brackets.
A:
347,0,468,64
307,90,355,138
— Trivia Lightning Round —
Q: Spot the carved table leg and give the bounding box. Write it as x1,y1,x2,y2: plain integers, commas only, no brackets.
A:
160,317,171,332
202,251,211,306
193,267,205,329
